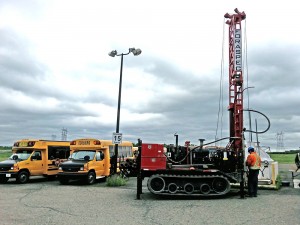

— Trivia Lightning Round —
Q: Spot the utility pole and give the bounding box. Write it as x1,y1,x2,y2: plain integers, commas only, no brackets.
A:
61,128,68,141
276,131,284,152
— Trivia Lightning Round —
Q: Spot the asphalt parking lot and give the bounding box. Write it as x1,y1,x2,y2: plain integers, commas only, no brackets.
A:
0,165,299,225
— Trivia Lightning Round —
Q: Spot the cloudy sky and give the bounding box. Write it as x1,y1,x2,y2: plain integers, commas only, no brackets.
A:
0,0,299,151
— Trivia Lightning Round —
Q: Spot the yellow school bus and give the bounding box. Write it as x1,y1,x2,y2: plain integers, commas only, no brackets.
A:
57,138,133,185
0,139,70,184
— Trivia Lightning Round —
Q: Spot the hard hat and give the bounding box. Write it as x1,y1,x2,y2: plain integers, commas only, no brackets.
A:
248,146,255,152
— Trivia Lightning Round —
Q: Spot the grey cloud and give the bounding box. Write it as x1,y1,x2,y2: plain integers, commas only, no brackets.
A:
248,44,300,90
0,28,48,94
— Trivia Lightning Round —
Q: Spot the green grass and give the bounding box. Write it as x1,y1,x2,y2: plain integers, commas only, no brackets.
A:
106,174,127,187
269,153,296,164
275,174,282,189
0,151,11,161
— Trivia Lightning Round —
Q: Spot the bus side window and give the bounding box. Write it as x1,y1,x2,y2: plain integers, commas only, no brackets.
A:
96,152,100,161
37,151,42,160
48,147,55,160
96,151,104,161
32,151,42,160
118,146,122,157
109,146,114,157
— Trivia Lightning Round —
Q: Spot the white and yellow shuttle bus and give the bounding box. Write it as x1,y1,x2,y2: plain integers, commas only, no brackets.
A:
0,139,70,184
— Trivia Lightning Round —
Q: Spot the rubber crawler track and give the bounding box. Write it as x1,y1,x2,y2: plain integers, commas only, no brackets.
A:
147,174,231,196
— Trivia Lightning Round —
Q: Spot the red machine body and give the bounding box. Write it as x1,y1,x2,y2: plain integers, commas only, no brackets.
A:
141,144,166,171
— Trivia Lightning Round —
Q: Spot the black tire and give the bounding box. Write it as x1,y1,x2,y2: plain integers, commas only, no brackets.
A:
59,178,69,185
0,176,9,184
212,177,230,194
184,183,194,194
199,183,211,194
86,171,96,185
148,176,165,193
168,183,178,194
17,171,29,184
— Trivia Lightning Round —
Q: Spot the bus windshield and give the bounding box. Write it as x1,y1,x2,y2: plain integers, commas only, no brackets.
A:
9,150,33,161
69,151,95,161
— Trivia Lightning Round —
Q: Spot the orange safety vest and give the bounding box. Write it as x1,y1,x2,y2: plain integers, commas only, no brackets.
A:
246,152,261,170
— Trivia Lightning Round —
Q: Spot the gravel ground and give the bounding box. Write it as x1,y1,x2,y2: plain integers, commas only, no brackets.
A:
0,165,299,225
278,163,299,181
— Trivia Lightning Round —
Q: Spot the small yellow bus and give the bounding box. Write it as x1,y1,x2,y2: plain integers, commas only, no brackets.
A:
0,139,70,184
57,138,133,184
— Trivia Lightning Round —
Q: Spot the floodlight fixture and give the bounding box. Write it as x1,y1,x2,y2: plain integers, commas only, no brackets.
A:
108,50,117,57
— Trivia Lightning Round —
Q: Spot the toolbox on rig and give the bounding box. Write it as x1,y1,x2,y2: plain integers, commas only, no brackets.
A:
141,144,166,171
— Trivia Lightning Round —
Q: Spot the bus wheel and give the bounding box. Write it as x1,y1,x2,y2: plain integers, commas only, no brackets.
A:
0,176,9,184
17,171,29,184
86,171,96,185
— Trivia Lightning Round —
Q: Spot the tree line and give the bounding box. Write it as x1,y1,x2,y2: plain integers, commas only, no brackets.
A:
0,146,12,150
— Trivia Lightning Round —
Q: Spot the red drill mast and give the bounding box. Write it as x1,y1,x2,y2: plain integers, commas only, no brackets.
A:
224,9,246,153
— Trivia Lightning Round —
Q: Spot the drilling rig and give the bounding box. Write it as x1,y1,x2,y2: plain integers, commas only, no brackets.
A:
135,9,251,197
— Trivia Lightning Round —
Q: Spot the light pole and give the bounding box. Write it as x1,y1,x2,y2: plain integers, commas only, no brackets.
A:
108,47,142,174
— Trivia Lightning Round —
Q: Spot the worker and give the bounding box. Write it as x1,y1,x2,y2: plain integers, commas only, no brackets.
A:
246,146,261,197
295,153,300,172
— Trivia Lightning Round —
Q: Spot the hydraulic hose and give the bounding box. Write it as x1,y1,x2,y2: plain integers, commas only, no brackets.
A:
243,109,271,134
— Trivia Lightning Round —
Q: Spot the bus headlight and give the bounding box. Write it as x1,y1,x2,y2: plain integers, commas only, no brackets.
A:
11,164,19,170
58,167,62,170
80,167,84,171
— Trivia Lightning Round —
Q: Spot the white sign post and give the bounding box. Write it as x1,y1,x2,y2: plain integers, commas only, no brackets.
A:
112,132,122,144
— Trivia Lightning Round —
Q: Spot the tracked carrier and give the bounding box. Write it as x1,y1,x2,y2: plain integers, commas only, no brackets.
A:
141,141,243,196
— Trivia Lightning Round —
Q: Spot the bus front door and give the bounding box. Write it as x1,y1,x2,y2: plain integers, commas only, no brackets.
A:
94,151,105,177
28,151,44,175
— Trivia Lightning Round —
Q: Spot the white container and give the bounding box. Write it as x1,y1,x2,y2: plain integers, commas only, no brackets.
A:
293,179,300,188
